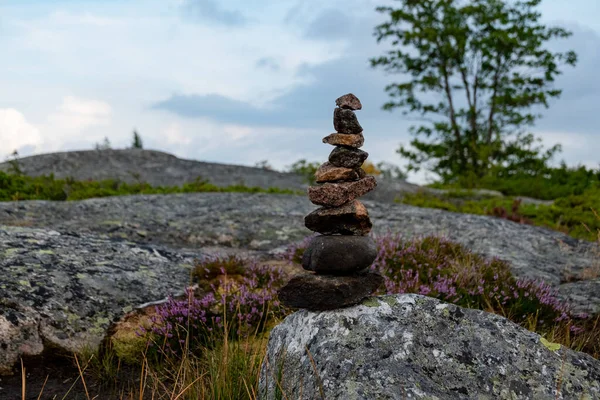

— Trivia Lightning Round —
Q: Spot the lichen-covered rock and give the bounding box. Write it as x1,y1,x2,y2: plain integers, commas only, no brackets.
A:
305,200,372,235
308,176,377,207
260,294,600,400
0,225,203,375
328,146,369,169
277,271,383,310
0,302,44,375
302,235,377,274
0,193,597,314
322,133,364,148
333,108,363,134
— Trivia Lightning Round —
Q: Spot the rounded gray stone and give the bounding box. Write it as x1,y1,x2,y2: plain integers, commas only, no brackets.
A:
302,235,378,275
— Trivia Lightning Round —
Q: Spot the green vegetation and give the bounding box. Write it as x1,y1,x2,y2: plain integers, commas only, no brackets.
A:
400,183,600,241
371,0,577,187
132,130,144,149
0,171,302,202
286,159,320,184
427,162,600,200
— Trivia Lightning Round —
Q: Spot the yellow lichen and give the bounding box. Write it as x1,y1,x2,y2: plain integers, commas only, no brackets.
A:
540,337,561,351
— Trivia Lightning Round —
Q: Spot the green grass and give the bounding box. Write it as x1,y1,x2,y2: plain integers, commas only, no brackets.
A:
0,171,303,201
400,187,600,241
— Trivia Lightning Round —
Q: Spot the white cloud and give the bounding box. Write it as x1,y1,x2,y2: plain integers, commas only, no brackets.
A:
164,122,192,145
47,96,112,135
49,11,123,27
0,108,42,158
222,125,254,141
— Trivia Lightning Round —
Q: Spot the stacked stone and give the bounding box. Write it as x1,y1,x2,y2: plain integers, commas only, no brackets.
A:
278,93,384,311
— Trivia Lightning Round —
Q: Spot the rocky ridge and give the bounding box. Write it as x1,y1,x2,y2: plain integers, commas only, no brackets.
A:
0,148,550,205
1,193,598,315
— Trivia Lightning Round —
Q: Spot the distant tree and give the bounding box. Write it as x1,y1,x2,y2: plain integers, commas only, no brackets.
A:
370,0,578,186
6,150,22,175
254,160,274,170
375,161,408,181
95,137,112,151
132,130,143,149
361,161,382,176
287,159,321,185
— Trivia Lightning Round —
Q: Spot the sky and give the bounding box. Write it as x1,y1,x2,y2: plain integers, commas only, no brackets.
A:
0,0,599,184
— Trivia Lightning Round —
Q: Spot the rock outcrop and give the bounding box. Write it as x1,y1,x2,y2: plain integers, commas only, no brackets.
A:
0,225,204,375
260,294,600,399
1,193,596,314
0,149,549,205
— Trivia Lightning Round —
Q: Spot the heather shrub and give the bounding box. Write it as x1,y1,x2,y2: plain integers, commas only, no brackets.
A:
138,257,288,363
369,234,578,331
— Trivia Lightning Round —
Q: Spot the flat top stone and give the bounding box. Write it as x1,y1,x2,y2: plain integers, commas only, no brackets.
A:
308,176,378,207
335,93,362,110
322,133,364,148
315,162,362,183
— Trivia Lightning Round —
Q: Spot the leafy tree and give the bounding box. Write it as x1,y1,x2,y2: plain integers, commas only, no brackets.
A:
287,159,321,184
132,130,143,149
95,137,112,151
370,0,577,186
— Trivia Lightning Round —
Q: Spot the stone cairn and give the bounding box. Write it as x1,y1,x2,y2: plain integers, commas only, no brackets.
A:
278,93,384,311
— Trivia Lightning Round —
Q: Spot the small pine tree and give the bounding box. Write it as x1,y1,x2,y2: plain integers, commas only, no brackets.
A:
132,130,143,149
7,150,22,175
95,137,112,151
254,160,273,170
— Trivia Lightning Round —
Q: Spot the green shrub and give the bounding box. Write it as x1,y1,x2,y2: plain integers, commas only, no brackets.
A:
429,163,600,201
400,188,600,242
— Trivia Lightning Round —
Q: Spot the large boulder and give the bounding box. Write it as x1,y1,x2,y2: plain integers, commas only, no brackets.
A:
260,294,600,399
0,225,205,375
